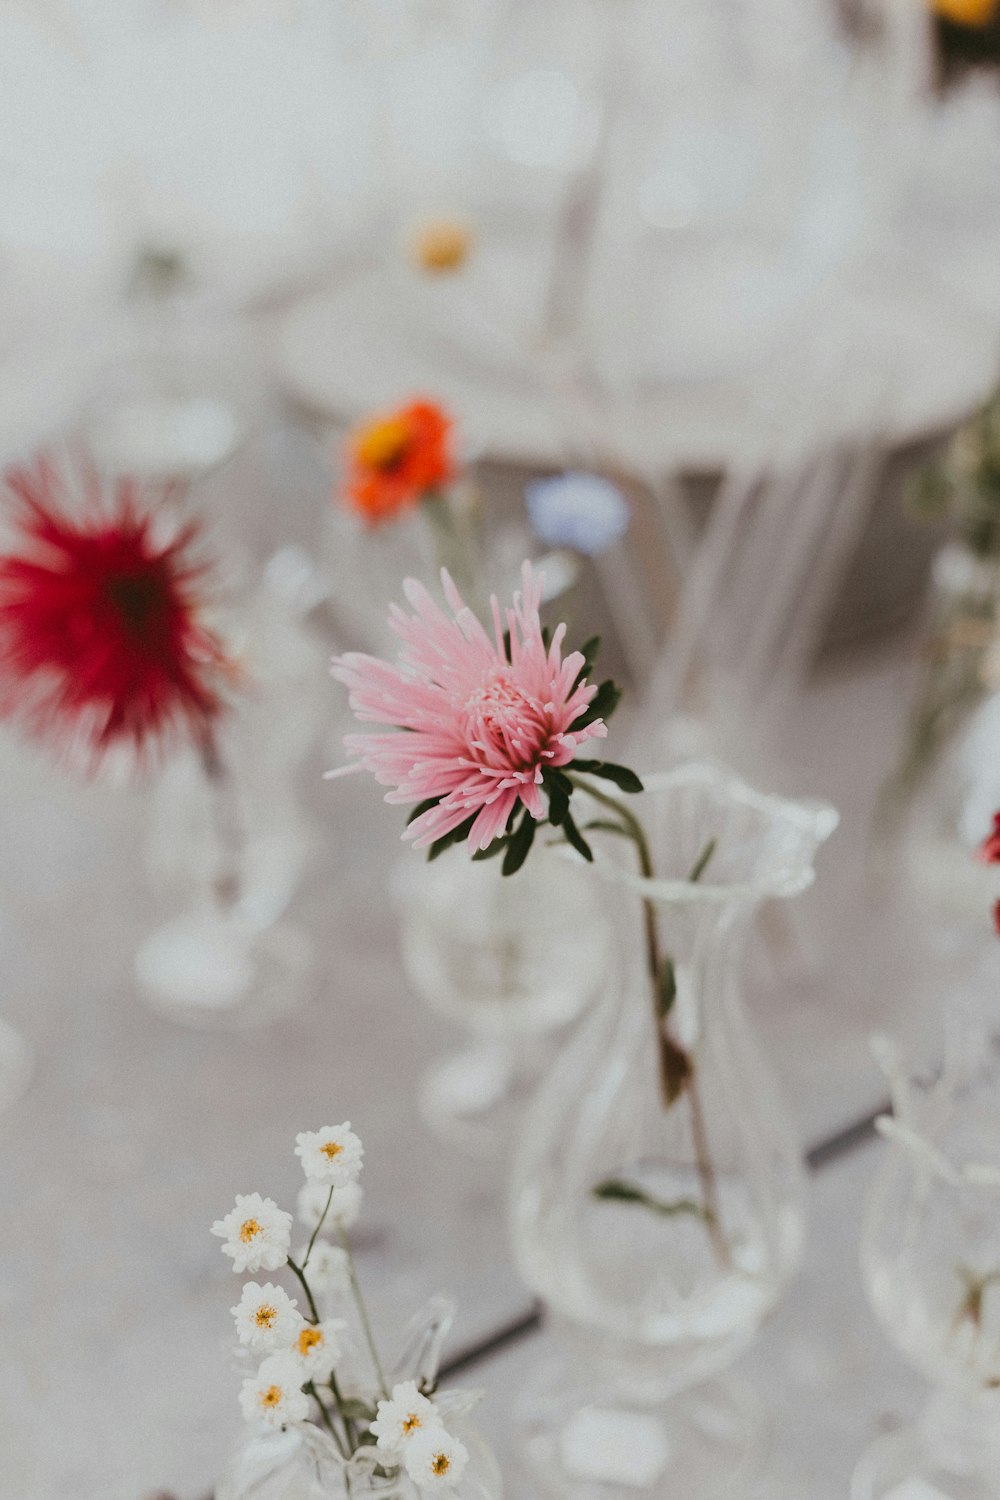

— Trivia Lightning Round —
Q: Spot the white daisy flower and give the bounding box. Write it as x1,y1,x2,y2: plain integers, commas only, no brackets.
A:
290,1317,349,1381
212,1193,293,1274
296,1178,363,1233
404,1428,469,1490
297,1240,351,1296
231,1282,303,1354
239,1351,310,1429
370,1380,440,1454
294,1123,364,1187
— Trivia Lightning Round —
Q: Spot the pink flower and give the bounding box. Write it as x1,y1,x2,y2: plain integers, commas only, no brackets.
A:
331,562,608,852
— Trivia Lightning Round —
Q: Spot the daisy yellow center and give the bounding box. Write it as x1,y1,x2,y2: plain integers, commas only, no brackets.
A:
260,1385,283,1409
412,220,472,273
355,417,412,472
402,1413,422,1435
297,1327,324,1355
320,1141,343,1161
239,1218,262,1243
254,1304,278,1328
431,1453,451,1475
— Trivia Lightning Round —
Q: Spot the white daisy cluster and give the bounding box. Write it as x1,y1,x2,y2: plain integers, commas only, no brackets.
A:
211,1123,477,1492
371,1380,470,1490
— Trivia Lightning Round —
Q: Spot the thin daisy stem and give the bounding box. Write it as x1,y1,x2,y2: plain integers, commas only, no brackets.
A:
302,1187,335,1271
285,1255,321,1325
308,1382,349,1458
329,1369,359,1450
338,1228,389,1398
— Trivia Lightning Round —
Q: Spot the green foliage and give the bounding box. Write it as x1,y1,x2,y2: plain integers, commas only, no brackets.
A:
592,1178,716,1226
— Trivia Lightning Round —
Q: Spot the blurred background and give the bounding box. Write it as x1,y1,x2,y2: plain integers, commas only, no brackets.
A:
3,3,1000,1498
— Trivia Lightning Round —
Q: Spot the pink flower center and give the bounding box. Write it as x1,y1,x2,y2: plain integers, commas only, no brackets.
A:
464,668,550,769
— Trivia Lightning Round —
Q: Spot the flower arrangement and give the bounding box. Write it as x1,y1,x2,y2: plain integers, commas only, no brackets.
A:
0,451,232,772
213,1121,488,1493
329,563,726,1249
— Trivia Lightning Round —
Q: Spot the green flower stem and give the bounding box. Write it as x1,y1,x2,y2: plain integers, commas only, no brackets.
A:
302,1186,334,1271
571,774,729,1265
338,1228,390,1398
285,1255,321,1325
329,1369,359,1451
308,1382,349,1458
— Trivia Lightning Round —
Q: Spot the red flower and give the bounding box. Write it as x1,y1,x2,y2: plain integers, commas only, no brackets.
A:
342,399,454,526
978,811,1000,865
0,454,230,771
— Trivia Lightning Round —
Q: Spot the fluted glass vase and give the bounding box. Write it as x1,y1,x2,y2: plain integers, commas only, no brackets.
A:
853,1034,1000,1500
508,764,837,1498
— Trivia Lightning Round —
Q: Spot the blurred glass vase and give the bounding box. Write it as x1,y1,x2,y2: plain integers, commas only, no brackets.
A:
136,578,326,1028
508,764,837,1498
853,1033,1000,1500
394,844,613,1159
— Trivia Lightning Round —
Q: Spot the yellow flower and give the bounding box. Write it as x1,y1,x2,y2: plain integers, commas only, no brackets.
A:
933,0,997,26
410,218,473,274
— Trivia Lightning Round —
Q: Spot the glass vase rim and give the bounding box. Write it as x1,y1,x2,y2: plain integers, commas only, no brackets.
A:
578,761,839,905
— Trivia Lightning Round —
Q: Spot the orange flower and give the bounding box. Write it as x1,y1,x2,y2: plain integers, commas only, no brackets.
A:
343,400,454,526
933,0,997,25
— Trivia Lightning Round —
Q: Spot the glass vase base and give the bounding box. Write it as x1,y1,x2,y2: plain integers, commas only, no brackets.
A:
515,1357,767,1500
417,1040,542,1160
135,911,313,1030
0,1018,33,1113
852,1426,1000,1500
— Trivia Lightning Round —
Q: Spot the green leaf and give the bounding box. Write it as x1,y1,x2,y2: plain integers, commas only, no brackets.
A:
570,678,622,731
687,837,717,884
337,1398,378,1422
543,767,573,826
472,838,508,862
502,813,537,876
406,797,440,826
571,760,644,794
592,1178,716,1226
561,808,594,863
427,815,476,862
659,1034,692,1106
657,957,677,1019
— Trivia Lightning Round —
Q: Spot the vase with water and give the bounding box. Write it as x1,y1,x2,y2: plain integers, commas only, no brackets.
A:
508,762,837,1497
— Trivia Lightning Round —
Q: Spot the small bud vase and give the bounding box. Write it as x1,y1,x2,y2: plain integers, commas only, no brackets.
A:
215,1419,504,1500
394,844,613,1157
508,764,838,1498
853,1034,1000,1500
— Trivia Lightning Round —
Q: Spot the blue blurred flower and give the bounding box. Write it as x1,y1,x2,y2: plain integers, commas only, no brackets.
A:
524,472,630,557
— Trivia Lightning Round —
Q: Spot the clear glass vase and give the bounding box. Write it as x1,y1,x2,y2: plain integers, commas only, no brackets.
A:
508,764,838,1497
216,1418,504,1500
135,576,326,1028
394,844,613,1158
853,1034,1000,1500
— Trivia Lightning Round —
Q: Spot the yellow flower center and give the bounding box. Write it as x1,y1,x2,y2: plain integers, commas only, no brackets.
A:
296,1327,324,1355
320,1141,343,1161
260,1385,283,1409
431,1453,451,1475
355,417,411,472
254,1304,277,1328
402,1413,422,1435
411,219,473,274
239,1218,262,1243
